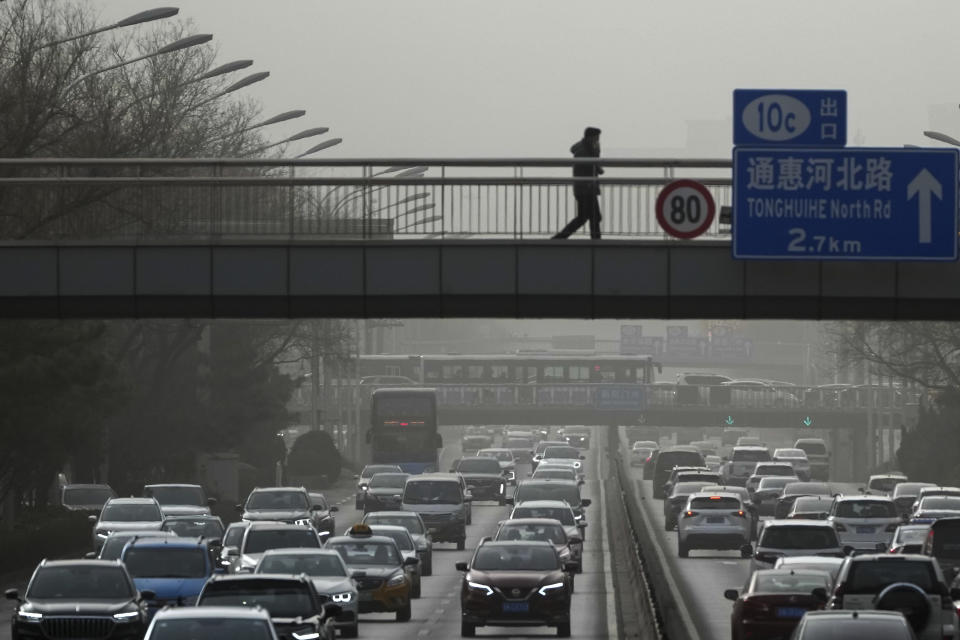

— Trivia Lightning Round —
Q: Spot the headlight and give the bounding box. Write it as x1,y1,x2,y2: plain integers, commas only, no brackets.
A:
499,484,505,494
292,631,321,640
17,611,42,622
331,591,354,603
573,462,581,469
387,573,407,586
559,547,571,559
113,611,139,622
574,514,583,521
467,581,494,596
538,582,565,597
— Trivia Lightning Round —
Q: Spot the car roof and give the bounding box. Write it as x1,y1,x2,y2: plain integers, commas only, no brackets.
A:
63,483,113,489
846,553,934,563
513,500,574,509
732,446,769,451
259,548,342,557
499,518,564,527
479,540,553,549
520,479,578,487
206,573,313,584
246,522,314,531
105,497,158,505
152,606,271,621
367,524,413,536
144,483,202,489
105,530,176,540
701,485,749,495
249,486,306,493
777,555,844,565
41,559,125,569
163,514,221,521
762,519,836,529
407,473,460,481
835,495,894,502
800,610,908,621
363,511,420,518
127,536,206,549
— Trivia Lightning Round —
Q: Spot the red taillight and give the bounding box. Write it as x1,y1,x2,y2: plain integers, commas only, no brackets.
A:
645,456,652,463
684,510,698,518
731,510,745,518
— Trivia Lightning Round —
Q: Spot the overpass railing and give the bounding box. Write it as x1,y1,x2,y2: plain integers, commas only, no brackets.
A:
0,157,731,240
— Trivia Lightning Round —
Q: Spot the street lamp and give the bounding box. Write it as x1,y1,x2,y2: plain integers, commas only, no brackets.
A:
210,110,306,144
195,71,269,108
249,127,330,154
37,7,180,50
924,130,960,147
295,137,343,158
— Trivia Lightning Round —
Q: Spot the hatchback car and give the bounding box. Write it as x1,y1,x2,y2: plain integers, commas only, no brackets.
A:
477,448,517,484
228,522,322,574
828,495,902,553
892,482,937,517
663,481,718,531
677,492,751,557
724,569,830,639
745,464,798,494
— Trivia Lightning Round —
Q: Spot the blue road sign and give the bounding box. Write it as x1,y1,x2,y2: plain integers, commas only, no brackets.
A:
733,147,959,261
734,89,846,147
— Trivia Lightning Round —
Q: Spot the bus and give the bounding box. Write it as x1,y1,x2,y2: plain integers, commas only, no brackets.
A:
367,387,442,474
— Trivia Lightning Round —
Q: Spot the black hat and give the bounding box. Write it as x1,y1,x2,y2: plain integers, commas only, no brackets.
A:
584,126,601,137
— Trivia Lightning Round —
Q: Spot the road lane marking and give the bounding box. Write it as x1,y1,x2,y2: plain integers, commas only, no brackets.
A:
598,439,619,640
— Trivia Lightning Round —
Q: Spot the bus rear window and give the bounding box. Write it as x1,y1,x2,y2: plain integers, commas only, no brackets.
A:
375,396,433,419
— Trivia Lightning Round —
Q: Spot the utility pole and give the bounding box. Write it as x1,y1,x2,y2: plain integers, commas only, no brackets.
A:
310,321,321,432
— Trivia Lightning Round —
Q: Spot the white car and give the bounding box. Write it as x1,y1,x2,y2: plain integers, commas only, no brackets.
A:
772,448,812,481
912,486,960,515
676,492,751,558
827,495,902,553
750,520,845,573
866,472,909,496
745,463,798,494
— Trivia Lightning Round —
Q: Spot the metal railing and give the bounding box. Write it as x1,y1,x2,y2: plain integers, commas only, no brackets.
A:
0,157,731,240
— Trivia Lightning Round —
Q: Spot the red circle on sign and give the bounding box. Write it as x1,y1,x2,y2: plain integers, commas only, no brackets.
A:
655,179,716,239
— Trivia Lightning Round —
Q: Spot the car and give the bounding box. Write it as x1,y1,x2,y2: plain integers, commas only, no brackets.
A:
228,522,322,574
160,514,224,540
751,476,800,516
651,446,706,498
910,496,960,524
462,434,494,456
536,459,586,482
494,518,583,575
787,496,834,520
867,473,910,496
143,483,215,517
237,486,325,531
923,516,960,582
254,548,359,638
361,511,434,576
143,605,280,640
60,483,117,512
532,441,572,471
629,441,659,468
664,481,719,531
826,553,960,640
307,492,338,539
750,520,845,572
724,568,831,639
677,491,752,558
197,573,339,640
721,379,800,408
451,456,509,504
720,446,772,487
828,495,902,553
700,485,760,540
736,436,766,447
504,433,536,464
367,524,423,598
325,524,417,622
791,610,917,640
772,448,812,481
745,464,798,495
561,427,590,450
354,465,404,508
890,524,931,554
477,448,518,484
772,555,844,586
508,480,591,530
122,536,219,615
90,497,164,551
540,446,585,474
662,467,718,499
674,372,733,406
359,472,410,513
892,483,937,516
532,466,582,484
456,540,573,637
509,500,586,561
6,559,151,640
90,530,178,561
219,521,251,567
775,481,835,519
913,487,960,515
401,473,470,550
794,438,831,481
703,455,722,473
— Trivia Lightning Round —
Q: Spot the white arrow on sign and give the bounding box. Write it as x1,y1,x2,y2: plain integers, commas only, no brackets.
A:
907,168,943,244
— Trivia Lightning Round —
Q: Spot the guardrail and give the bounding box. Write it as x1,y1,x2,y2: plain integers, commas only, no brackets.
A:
0,157,731,240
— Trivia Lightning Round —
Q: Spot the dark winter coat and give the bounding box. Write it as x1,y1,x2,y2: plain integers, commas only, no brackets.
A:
571,138,604,197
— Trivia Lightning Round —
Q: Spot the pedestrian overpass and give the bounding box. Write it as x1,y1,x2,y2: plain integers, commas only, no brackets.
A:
1,157,958,319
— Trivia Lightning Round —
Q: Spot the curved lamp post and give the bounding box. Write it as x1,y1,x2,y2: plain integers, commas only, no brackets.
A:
924,130,960,147
38,7,180,50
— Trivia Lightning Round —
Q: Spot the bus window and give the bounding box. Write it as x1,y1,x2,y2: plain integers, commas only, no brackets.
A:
543,366,564,382
491,365,509,380
467,365,484,380
569,366,589,381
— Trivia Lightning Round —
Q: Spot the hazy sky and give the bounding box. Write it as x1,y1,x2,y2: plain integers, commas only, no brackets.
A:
94,1,960,157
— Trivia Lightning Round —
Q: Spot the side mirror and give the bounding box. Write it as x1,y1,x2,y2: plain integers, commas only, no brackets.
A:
740,544,753,556
88,515,98,523
330,506,339,513
207,497,218,506
581,499,592,508
723,589,738,601
843,546,855,556
234,504,243,512
403,556,419,566
359,484,369,491
455,561,469,572
463,495,473,503
140,590,156,601
811,587,828,602
323,603,342,619
4,589,19,601
568,536,582,545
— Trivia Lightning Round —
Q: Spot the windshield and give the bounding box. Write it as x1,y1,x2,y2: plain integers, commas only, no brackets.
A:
371,529,414,551
920,497,960,511
362,465,402,477
793,498,831,512
796,441,827,456
756,465,795,476
245,491,308,511
845,560,936,594
243,529,319,554
403,481,461,504
161,519,224,539
369,473,409,488
512,506,575,526
515,484,581,506
732,450,771,462
896,527,930,545
256,553,346,577
223,526,247,548
327,541,401,566
870,477,906,492
123,547,207,579
100,503,162,522
472,545,559,571
542,447,579,459
753,572,829,593
363,515,424,534
455,458,501,474
144,486,205,506
199,581,315,618
757,477,794,490
62,487,114,506
479,450,512,462
835,501,897,518
760,526,838,549
146,618,273,640
497,524,566,544
29,566,132,600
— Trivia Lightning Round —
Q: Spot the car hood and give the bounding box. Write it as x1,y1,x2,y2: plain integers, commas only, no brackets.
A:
310,577,355,595
366,488,403,497
403,504,462,513
242,510,310,521
460,473,504,481
158,505,210,517
467,570,563,588
133,577,207,600
27,599,135,615
345,565,402,579
96,521,162,533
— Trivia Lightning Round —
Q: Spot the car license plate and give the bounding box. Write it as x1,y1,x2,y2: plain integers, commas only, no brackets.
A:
707,516,725,523
856,526,875,534
502,602,530,613
776,607,807,618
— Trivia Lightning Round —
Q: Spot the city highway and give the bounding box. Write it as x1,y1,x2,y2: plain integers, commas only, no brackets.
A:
0,428,618,640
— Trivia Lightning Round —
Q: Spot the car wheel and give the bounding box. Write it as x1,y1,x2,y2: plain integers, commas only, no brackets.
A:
341,623,359,639
413,581,422,598
664,518,674,532
499,496,506,506
396,601,412,622
461,621,476,637
557,622,571,638
678,543,689,558
457,539,466,551
423,556,432,577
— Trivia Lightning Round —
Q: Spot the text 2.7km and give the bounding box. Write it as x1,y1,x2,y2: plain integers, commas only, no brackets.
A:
787,228,862,254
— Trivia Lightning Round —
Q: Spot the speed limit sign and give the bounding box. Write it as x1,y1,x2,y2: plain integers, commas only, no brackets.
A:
655,179,716,239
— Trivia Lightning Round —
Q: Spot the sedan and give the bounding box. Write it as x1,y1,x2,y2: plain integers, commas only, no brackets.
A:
724,569,830,640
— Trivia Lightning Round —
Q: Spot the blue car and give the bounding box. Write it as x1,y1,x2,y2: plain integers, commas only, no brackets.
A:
121,536,221,616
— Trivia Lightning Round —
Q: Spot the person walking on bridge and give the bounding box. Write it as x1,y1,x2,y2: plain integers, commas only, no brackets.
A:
553,126,604,239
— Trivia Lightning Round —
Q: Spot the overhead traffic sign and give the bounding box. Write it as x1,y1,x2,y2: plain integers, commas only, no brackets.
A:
733,147,959,261
656,179,716,239
734,89,847,147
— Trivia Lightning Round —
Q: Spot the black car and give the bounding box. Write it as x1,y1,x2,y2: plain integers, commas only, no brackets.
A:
197,574,339,640
508,480,592,529
308,492,339,538
237,487,322,530
360,473,410,513
6,559,152,640
451,457,507,505
456,540,573,637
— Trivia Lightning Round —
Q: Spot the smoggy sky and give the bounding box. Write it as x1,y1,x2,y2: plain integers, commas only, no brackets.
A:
94,1,960,158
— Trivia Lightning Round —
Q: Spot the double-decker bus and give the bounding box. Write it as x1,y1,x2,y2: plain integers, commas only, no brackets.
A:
367,387,442,474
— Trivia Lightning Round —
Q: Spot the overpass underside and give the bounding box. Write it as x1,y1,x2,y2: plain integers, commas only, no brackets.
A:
3,240,960,319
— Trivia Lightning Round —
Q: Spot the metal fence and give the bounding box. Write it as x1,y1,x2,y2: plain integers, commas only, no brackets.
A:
0,157,732,240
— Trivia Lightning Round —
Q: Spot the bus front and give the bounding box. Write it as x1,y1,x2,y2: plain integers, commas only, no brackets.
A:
369,388,441,474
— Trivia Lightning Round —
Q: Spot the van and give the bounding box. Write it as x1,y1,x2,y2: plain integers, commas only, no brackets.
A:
923,516,960,581
652,447,706,499
401,473,470,551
